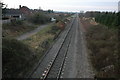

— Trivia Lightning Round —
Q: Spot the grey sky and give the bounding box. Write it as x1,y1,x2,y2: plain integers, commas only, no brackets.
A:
2,0,120,12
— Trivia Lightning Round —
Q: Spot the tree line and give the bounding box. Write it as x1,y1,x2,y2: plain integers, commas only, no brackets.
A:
84,11,120,29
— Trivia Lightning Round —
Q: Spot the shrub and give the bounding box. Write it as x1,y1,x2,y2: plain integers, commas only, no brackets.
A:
10,19,23,26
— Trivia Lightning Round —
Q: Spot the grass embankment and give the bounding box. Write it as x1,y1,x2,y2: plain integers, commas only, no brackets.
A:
2,17,71,78
80,17,119,78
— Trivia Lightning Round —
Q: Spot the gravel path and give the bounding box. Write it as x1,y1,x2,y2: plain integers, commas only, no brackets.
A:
76,16,94,78
62,14,94,78
16,23,53,40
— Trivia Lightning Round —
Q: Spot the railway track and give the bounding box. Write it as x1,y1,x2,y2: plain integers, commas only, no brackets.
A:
28,14,78,79
40,16,77,79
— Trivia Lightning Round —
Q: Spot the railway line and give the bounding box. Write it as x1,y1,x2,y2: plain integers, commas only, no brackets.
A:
42,16,76,79
29,14,80,79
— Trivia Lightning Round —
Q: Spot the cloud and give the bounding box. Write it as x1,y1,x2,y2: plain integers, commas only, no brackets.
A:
3,0,119,12
49,6,117,12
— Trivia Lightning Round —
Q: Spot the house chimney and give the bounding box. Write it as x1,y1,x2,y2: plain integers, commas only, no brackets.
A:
19,5,22,9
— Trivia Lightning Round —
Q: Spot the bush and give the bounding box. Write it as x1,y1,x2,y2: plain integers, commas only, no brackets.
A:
28,13,50,24
2,38,34,78
11,19,23,26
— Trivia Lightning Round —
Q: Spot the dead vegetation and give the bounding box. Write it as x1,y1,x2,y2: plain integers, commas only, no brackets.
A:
80,18,119,78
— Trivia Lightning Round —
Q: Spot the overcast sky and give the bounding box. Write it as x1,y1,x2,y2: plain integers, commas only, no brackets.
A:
1,0,120,12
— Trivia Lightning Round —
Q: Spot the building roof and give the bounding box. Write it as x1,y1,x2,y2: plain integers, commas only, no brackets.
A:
3,9,23,15
21,6,29,9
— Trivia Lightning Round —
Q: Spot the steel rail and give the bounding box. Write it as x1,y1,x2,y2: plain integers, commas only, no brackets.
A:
42,16,77,80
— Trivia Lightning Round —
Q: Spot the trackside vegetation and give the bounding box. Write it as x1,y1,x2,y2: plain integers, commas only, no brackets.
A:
82,12,120,78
